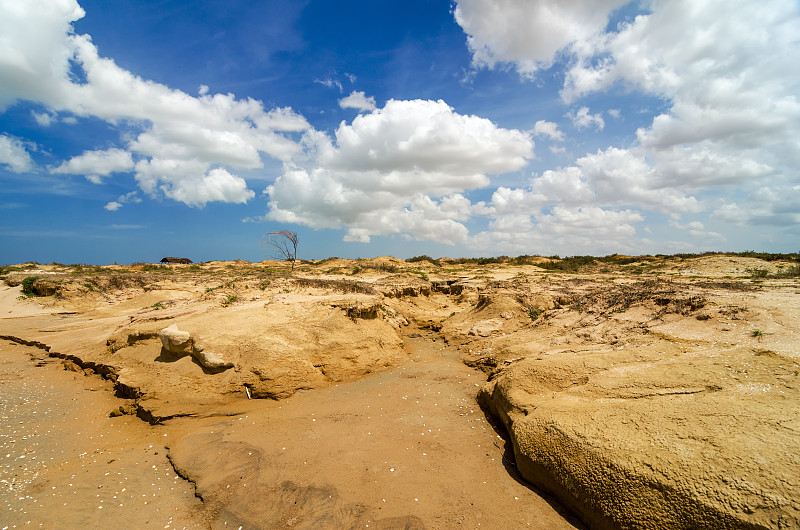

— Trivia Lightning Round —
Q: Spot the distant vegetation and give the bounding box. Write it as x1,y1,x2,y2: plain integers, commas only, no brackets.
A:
2,251,798,277
406,255,441,266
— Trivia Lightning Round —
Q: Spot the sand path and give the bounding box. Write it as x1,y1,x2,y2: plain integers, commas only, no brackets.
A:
164,326,581,528
1,327,580,528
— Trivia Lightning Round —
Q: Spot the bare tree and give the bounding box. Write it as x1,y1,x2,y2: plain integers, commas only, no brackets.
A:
261,230,299,271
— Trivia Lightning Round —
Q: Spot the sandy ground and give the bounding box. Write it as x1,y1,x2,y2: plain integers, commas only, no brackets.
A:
0,340,206,529
164,326,581,528
1,254,798,528
0,327,580,529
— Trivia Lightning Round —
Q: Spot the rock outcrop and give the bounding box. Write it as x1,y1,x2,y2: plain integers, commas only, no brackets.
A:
159,324,233,372
479,346,800,529
159,324,192,354
191,338,234,371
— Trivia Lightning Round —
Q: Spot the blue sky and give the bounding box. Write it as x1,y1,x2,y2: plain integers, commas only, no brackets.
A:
1,0,799,264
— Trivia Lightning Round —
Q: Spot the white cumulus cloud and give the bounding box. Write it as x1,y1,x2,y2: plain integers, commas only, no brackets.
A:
338,90,377,112
453,0,800,250
32,111,56,126
50,147,134,183
531,120,564,141
265,99,533,243
0,0,310,207
470,205,644,255
566,106,604,131
453,0,629,77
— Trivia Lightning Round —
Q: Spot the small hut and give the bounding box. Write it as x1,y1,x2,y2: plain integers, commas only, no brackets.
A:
160,257,193,264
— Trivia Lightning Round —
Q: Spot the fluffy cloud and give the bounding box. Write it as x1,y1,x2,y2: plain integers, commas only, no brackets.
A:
531,120,564,141
453,0,628,76
265,99,533,243
713,185,800,228
134,160,254,208
563,0,800,188
532,147,701,214
338,91,377,112
0,134,34,173
0,0,309,206
566,106,604,131
470,205,644,255
50,147,134,183
454,0,800,250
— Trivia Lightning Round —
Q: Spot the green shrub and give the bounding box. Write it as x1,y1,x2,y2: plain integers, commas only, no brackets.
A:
510,255,539,265
407,255,441,266
21,276,40,297
221,294,238,307
536,255,596,273
747,268,769,278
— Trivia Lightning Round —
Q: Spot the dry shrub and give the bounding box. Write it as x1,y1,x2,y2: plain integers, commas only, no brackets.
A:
291,277,375,294
571,279,707,316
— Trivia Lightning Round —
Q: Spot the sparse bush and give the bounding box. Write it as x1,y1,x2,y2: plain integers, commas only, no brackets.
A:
371,262,399,273
598,254,646,265
292,277,376,294
0,265,21,276
774,263,800,278
141,264,170,272
529,308,543,321
221,294,238,307
409,270,429,281
106,274,146,290
747,268,769,278
449,256,506,265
